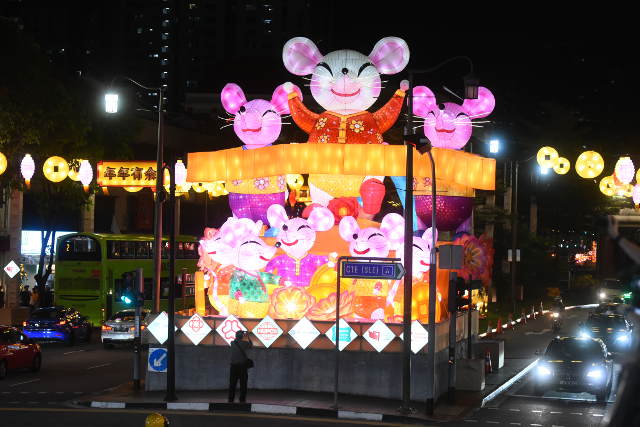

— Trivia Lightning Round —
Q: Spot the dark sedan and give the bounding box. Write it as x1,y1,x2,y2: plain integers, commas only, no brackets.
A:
534,336,613,402
579,313,633,352
22,306,92,346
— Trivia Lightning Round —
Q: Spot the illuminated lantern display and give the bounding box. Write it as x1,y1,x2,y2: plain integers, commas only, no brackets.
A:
553,157,570,175
619,183,634,198
0,152,7,175
192,182,207,193
124,186,143,193
360,178,386,216
636,168,640,185
174,160,187,185
599,175,616,196
415,191,474,232
614,156,635,185
633,184,640,206
42,156,70,183
412,85,496,150
78,160,93,191
282,36,409,205
21,154,35,188
536,146,559,169
221,83,299,224
285,174,304,191
163,168,191,196
575,151,604,179
67,159,84,181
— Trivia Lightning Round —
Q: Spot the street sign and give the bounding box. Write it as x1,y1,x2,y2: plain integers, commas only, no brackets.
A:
341,261,405,280
4,260,19,279
148,348,168,373
181,313,211,345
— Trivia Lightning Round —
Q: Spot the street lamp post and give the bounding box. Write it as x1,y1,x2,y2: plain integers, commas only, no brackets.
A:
105,78,165,313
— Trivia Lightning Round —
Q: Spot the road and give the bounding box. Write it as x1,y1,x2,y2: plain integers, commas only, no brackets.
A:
460,306,619,427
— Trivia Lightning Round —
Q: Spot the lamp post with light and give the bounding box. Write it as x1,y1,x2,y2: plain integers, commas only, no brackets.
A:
105,78,165,314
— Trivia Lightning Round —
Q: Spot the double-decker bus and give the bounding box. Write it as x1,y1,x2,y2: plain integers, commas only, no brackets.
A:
54,233,198,325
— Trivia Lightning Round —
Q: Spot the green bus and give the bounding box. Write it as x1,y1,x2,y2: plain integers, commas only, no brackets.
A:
54,233,198,325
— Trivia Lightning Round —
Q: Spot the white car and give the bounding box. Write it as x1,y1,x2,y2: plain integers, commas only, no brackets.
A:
101,309,149,348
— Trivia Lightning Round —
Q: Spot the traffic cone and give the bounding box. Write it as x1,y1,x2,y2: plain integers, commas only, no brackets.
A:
484,349,493,374
496,317,503,334
521,309,527,324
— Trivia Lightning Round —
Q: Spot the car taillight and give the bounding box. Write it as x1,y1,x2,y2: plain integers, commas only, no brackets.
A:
102,325,112,331
22,321,27,327
141,325,146,330
58,320,67,326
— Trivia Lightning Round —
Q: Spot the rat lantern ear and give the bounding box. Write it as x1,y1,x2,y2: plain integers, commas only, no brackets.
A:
380,213,405,250
462,86,495,119
338,216,360,241
369,37,410,75
307,206,334,232
267,204,289,229
271,83,302,115
221,83,247,114
282,37,323,76
412,86,437,118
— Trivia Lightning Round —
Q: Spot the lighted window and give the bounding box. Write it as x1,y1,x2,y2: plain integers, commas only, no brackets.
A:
163,7,170,14
189,3,197,9
161,71,168,79
161,58,168,66
161,45,169,53
162,32,169,40
162,19,170,27
136,27,142,34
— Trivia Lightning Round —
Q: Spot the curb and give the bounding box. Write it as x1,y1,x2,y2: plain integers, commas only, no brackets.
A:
82,400,428,423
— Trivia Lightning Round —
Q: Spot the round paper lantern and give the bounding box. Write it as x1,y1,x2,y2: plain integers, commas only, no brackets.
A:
286,174,304,191
0,152,7,175
575,151,604,179
78,160,93,190
174,160,187,186
42,156,69,183
124,186,143,193
67,158,84,181
599,175,616,196
633,184,640,206
536,146,559,169
552,157,570,175
614,156,635,185
21,154,35,188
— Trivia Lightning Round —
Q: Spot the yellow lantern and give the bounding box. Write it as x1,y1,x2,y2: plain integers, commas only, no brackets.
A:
618,183,634,198
599,176,616,196
191,182,208,193
575,151,604,179
124,186,143,193
0,152,7,175
636,168,640,184
286,174,304,191
67,158,84,181
552,157,570,175
43,156,70,183
163,169,191,195
536,146,559,169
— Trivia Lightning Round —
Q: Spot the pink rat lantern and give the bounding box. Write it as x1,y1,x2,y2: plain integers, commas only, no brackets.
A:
221,83,302,224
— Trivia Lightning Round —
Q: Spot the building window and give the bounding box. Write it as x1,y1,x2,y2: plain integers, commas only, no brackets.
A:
163,7,170,14
162,19,170,27
161,58,168,66
162,32,169,40
136,27,143,34
161,71,168,79
161,46,169,53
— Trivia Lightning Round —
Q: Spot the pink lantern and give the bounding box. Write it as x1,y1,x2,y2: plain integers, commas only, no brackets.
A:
614,157,635,185
174,160,187,185
21,154,35,188
79,160,93,191
633,184,640,206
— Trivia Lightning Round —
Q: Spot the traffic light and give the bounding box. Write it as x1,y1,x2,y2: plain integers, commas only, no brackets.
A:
120,289,144,307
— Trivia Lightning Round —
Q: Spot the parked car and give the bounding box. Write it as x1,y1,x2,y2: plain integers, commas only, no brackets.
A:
0,325,41,379
101,309,149,348
22,306,92,346
579,313,633,352
534,336,613,402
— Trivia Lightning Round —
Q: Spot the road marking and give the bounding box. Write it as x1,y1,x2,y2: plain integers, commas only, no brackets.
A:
509,408,521,412
8,401,19,404
464,420,478,423
63,350,85,355
525,329,551,335
591,414,604,417
531,424,543,426
10,379,40,387
552,425,565,427
486,421,499,424
509,423,521,426
570,412,583,415
86,363,111,370
531,410,543,413
91,401,126,409
1,392,10,394
481,359,540,407
550,411,562,414
167,402,209,411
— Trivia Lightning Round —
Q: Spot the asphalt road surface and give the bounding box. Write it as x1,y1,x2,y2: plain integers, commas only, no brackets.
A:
459,306,621,426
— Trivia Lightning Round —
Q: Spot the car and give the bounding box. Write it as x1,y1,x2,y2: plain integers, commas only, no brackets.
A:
594,302,624,315
101,309,149,349
0,326,42,379
578,313,633,352
22,306,92,346
534,336,613,402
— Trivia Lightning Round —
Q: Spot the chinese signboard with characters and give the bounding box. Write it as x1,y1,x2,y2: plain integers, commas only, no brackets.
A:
97,161,157,187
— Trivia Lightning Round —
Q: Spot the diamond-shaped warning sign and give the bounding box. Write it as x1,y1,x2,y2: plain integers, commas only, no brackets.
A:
363,320,396,352
181,313,211,345
146,312,177,345
216,314,247,345
4,260,19,279
252,315,283,348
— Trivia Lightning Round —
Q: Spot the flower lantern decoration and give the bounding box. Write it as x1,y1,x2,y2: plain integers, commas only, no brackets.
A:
43,156,70,183
575,151,604,179
599,176,616,197
536,146,559,169
633,184,640,206
0,152,7,175
79,160,93,191
21,154,35,188
614,156,635,185
553,157,570,175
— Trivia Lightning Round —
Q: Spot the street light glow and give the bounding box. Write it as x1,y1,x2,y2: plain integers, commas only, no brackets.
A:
489,139,500,154
540,166,550,175
105,93,119,113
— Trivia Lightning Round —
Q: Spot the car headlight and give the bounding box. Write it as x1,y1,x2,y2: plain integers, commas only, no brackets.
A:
599,292,606,299
579,330,592,339
616,333,630,343
537,365,552,377
552,312,559,318
586,368,604,380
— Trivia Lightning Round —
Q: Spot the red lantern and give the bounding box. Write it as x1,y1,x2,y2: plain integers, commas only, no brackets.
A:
359,178,386,215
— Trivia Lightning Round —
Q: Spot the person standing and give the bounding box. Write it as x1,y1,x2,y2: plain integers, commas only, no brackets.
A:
228,330,253,403
19,286,31,307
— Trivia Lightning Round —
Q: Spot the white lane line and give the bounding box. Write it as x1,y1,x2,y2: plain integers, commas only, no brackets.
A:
552,425,565,427
86,363,111,370
531,424,543,426
486,421,499,424
509,423,521,426
550,411,562,414
570,412,583,415
10,379,40,387
531,410,543,413
8,401,20,404
524,329,551,335
464,420,478,423
509,408,521,412
63,350,85,355
1,391,10,394
591,414,604,417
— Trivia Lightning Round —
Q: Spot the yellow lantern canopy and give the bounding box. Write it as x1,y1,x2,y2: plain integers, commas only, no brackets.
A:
191,182,208,193
536,146,559,169
575,151,604,179
124,186,143,193
43,156,70,183
599,175,616,196
286,174,304,191
553,157,570,175
0,152,7,175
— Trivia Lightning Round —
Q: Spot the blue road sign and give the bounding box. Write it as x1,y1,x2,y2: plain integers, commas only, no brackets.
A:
341,261,405,280
148,347,168,373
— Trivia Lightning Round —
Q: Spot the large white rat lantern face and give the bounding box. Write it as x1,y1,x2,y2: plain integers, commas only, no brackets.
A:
283,37,410,115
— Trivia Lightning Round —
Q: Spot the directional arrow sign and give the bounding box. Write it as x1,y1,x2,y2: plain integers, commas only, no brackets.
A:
148,348,168,373
341,261,405,280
